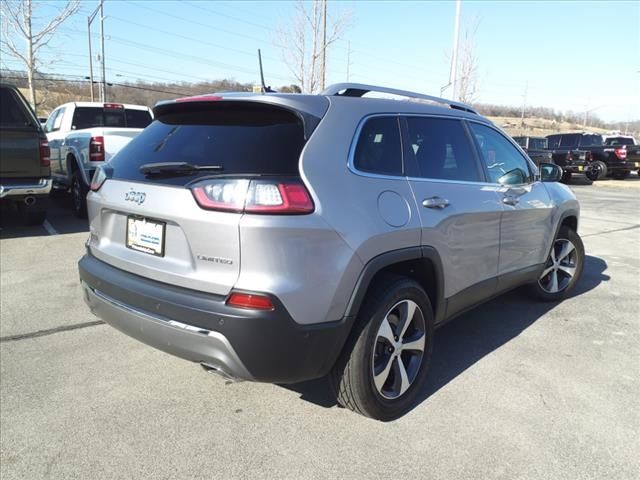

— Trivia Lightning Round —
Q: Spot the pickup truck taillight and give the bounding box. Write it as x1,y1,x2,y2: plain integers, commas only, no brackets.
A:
191,178,314,214
614,148,627,160
39,137,50,167
89,136,105,161
566,151,574,162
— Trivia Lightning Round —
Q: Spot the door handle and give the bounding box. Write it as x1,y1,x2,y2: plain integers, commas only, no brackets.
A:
423,197,450,209
503,195,519,206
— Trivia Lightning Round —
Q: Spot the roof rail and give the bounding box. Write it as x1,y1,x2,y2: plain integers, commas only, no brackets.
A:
321,83,478,115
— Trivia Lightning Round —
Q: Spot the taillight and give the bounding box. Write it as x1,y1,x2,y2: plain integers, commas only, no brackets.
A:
587,151,593,162
39,137,50,167
614,148,627,160
90,167,107,191
566,151,573,162
191,178,314,214
89,136,105,161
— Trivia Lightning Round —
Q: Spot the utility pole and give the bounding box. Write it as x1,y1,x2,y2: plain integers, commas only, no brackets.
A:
87,1,102,102
346,41,351,81
99,0,106,102
450,0,461,101
320,0,327,90
520,81,528,135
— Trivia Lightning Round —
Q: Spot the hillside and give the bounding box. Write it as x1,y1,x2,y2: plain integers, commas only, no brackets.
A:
3,70,637,139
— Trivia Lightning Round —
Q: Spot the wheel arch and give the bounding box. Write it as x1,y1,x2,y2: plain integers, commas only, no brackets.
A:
344,247,446,325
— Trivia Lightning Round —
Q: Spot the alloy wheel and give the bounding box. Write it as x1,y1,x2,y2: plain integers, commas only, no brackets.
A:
371,299,426,400
538,238,578,293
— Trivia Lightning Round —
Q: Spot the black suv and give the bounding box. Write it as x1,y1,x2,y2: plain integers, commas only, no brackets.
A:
0,83,51,224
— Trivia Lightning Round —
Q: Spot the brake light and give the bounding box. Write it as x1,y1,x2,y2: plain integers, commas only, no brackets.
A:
226,292,274,311
566,151,573,162
103,103,124,109
39,137,50,167
89,136,105,161
191,178,314,214
587,151,593,162
614,148,627,160
90,167,107,191
175,94,223,103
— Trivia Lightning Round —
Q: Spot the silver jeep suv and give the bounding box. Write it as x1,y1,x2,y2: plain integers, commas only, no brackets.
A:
79,83,584,420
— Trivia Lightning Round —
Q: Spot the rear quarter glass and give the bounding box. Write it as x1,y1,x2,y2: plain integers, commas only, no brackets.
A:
107,103,308,186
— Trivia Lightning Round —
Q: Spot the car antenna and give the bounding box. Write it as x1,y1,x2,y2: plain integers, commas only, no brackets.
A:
258,49,275,93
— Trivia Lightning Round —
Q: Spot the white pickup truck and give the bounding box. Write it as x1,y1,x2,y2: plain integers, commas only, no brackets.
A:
44,102,153,216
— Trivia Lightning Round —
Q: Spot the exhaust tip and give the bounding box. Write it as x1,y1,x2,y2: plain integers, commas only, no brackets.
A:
200,362,243,383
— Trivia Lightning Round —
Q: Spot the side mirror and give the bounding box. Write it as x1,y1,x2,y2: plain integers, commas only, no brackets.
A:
539,162,562,182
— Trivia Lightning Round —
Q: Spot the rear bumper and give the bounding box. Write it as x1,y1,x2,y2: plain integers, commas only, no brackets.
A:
607,160,640,172
0,178,51,199
79,253,352,383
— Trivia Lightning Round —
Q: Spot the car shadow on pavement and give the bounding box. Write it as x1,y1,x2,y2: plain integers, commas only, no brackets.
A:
281,255,610,414
0,194,89,239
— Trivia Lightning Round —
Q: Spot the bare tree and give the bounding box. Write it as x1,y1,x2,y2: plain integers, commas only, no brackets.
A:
1,0,80,114
456,17,481,104
276,0,350,93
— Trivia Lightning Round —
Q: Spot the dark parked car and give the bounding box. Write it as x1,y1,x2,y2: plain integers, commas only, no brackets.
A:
512,136,553,166
0,83,51,225
547,132,635,180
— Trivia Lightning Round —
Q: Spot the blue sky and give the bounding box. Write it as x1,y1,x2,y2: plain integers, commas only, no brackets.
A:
4,0,639,122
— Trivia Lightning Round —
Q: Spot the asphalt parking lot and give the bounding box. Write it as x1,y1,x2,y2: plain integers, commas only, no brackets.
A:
1,179,639,480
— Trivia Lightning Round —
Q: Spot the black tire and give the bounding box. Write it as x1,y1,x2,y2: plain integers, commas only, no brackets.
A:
612,170,630,180
71,170,88,218
528,225,584,302
330,275,434,421
585,161,606,181
560,171,572,184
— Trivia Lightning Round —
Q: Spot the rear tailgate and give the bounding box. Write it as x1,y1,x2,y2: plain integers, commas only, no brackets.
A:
86,98,327,295
101,128,144,161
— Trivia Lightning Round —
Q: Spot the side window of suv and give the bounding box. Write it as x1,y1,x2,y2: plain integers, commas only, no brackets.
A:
405,117,481,182
353,116,402,176
469,123,533,186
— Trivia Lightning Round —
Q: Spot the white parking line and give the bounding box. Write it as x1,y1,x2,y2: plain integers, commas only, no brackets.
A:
42,220,59,236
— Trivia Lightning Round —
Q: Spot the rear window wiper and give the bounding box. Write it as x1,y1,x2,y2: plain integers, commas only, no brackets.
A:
139,162,224,176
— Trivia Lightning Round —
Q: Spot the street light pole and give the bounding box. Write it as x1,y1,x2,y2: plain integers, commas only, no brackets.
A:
450,0,461,101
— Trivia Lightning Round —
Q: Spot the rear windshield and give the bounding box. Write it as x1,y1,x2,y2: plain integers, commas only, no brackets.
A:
604,137,634,146
0,87,33,128
71,107,152,130
513,137,526,147
108,103,306,185
581,134,602,147
529,138,547,150
547,135,561,149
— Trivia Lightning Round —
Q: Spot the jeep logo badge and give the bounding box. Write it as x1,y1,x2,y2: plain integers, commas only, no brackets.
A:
125,190,146,205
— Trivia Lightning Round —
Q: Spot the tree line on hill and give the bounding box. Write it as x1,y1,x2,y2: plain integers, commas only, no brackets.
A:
1,69,637,136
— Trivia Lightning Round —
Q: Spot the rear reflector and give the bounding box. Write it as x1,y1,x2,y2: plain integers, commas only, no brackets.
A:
226,292,274,311
89,136,105,161
191,178,314,214
39,137,50,167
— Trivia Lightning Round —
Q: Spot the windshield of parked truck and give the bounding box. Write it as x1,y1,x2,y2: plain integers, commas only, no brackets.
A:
71,107,152,130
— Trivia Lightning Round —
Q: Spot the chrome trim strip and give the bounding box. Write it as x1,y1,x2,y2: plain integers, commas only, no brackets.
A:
88,284,217,338
0,178,52,198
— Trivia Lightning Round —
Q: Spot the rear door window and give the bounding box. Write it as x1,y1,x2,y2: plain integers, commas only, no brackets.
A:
405,117,481,182
353,116,402,176
547,135,561,149
109,102,307,186
125,109,152,128
559,134,579,148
